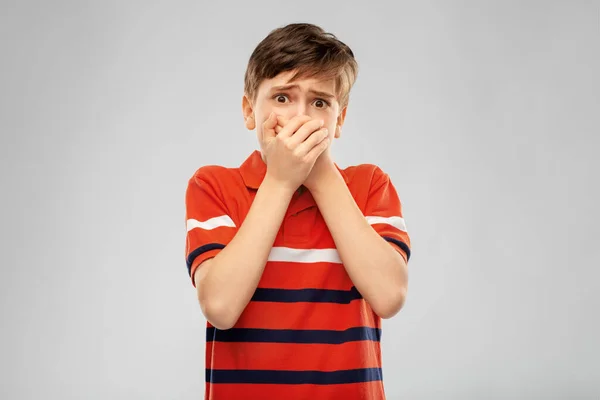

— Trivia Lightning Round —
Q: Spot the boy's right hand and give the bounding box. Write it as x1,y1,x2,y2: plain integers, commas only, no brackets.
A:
260,112,330,192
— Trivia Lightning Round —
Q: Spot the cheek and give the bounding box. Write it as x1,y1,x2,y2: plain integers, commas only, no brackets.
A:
326,123,336,139
254,113,270,132
328,130,336,143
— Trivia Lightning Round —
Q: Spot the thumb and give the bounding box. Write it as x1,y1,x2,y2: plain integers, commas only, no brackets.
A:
262,112,278,140
276,115,289,126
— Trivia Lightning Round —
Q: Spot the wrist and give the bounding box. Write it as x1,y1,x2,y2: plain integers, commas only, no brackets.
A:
261,173,297,199
306,165,342,195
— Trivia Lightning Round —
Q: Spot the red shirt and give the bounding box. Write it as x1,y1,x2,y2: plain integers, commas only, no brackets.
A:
185,150,411,400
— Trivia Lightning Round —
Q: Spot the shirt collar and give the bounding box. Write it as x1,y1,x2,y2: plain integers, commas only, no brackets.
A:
239,150,349,189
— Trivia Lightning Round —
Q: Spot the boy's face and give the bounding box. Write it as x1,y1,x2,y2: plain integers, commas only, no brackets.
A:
242,70,347,154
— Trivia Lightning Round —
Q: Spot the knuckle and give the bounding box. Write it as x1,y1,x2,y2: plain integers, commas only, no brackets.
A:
306,119,320,129
296,115,313,126
293,115,308,123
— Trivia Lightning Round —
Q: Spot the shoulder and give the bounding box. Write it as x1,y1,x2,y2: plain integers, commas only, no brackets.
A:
186,164,246,197
189,164,231,185
338,163,391,208
341,163,389,187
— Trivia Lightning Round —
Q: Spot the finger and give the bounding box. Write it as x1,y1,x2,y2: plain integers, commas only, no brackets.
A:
304,134,330,161
276,115,313,139
288,118,325,147
275,124,282,135
295,127,329,156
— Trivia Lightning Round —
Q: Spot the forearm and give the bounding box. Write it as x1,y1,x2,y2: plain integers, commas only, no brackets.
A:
311,170,408,319
196,176,294,329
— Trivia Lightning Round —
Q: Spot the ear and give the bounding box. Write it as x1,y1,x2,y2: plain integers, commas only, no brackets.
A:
335,105,348,139
242,94,256,130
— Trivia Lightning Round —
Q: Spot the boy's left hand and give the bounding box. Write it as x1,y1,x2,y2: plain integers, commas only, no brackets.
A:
275,115,339,193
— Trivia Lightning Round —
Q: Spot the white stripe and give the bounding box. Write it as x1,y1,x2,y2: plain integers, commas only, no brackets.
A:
268,247,342,264
366,216,407,232
186,215,236,232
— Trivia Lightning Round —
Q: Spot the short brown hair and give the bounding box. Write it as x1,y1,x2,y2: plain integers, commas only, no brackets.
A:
244,23,358,110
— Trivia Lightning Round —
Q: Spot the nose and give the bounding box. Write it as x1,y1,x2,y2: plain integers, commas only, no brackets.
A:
292,103,319,120
294,102,307,117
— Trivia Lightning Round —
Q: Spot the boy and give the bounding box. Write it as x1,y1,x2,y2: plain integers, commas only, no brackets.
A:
184,23,411,400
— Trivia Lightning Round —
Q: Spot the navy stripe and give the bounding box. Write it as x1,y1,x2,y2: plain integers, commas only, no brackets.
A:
383,236,411,261
206,326,381,344
186,243,225,276
251,286,362,304
206,367,383,385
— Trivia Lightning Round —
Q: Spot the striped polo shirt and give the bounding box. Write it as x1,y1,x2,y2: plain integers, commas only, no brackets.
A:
184,150,411,400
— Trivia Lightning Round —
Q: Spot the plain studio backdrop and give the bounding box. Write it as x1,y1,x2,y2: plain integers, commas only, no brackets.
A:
1,1,599,399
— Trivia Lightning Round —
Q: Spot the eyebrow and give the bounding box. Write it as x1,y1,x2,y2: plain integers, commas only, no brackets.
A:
269,84,336,100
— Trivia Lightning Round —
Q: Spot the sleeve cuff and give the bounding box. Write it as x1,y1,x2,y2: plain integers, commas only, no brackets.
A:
382,236,411,263
188,247,223,287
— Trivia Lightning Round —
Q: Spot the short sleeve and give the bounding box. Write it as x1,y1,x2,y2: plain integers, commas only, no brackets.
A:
364,166,411,263
185,168,238,287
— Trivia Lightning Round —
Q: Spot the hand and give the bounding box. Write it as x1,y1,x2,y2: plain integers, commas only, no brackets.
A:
260,112,330,192
275,115,337,193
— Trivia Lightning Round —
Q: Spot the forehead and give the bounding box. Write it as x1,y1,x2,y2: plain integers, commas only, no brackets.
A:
259,70,336,93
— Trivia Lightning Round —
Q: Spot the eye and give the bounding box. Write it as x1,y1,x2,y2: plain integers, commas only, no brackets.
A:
274,94,289,103
313,99,329,109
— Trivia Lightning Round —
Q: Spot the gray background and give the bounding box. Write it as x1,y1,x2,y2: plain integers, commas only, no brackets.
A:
1,1,599,399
